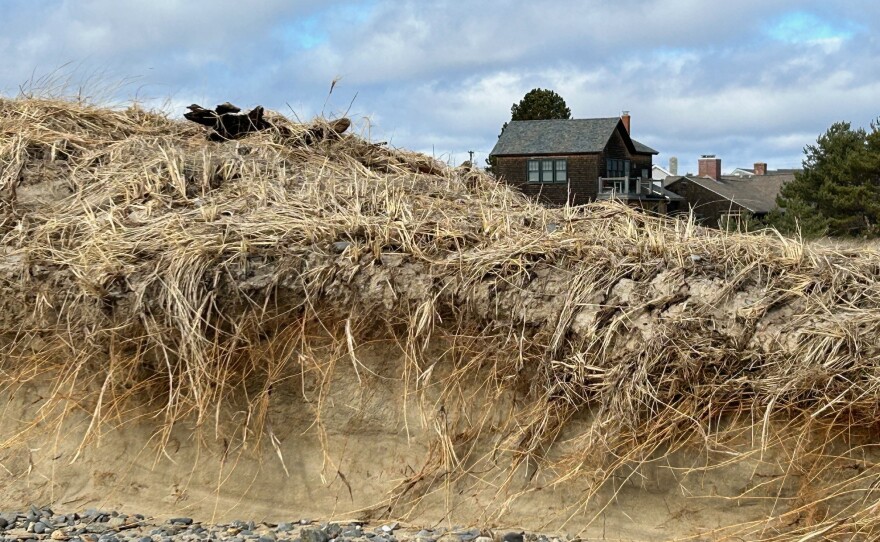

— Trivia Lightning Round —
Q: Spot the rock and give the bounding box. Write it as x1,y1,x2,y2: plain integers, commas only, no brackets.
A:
436,535,461,542
33,522,47,534
51,529,68,540
107,518,125,529
474,538,493,542
6,530,37,540
138,538,152,542
501,534,523,542
299,529,328,542
458,530,480,542
276,524,293,533
168,519,193,527
0,518,8,529
325,524,341,539
380,524,398,534
332,241,351,254
86,525,109,535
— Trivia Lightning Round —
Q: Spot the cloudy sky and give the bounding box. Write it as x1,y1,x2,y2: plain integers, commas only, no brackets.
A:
1,0,878,174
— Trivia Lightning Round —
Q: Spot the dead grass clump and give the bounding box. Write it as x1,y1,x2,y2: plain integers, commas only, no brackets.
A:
2,96,880,539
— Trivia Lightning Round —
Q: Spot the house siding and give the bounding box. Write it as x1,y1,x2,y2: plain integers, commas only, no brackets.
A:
603,130,653,177
632,154,653,178
665,179,750,224
495,154,600,206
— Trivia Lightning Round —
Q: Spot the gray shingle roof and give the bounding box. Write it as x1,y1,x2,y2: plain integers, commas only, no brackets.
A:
489,118,658,156
664,172,797,214
632,139,659,154
650,184,686,201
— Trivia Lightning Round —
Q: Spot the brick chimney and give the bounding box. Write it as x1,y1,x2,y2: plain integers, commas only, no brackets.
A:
754,162,767,176
698,155,722,180
621,110,631,134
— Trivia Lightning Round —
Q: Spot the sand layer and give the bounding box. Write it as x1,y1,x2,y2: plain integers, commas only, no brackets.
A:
3,339,879,541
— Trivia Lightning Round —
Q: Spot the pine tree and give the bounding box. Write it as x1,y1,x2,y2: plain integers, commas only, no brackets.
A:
770,120,880,237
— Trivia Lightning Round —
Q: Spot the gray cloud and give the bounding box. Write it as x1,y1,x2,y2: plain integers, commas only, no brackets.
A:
1,0,877,174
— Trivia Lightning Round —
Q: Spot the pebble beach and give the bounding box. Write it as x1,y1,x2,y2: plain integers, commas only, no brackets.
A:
0,509,566,542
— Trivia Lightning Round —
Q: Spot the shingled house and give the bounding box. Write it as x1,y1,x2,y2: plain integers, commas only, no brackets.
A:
489,113,682,212
663,156,798,226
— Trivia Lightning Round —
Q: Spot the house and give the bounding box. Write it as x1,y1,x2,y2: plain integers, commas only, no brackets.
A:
652,164,673,181
663,156,799,226
652,157,678,182
489,112,683,212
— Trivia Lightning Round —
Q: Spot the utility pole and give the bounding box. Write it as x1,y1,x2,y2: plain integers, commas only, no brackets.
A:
468,150,475,168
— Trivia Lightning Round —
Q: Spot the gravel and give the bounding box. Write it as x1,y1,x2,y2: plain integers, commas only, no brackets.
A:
0,509,569,542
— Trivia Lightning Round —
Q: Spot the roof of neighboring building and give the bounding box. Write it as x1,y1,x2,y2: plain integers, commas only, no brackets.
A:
652,164,673,180
650,184,686,201
664,171,798,214
731,167,801,178
489,118,658,157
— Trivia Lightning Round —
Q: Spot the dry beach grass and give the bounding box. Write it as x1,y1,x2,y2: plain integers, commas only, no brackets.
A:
2,96,880,540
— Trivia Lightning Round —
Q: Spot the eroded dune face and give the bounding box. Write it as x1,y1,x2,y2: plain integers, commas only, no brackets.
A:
2,97,880,541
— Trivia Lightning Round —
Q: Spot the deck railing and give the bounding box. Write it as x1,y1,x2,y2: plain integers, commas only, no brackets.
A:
597,177,655,198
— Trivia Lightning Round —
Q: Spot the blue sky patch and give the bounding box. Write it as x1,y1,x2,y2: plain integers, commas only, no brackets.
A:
767,11,856,44
278,15,327,50
276,1,377,51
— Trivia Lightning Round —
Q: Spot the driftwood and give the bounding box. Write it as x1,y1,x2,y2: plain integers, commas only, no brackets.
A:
302,117,351,145
184,102,352,145
184,103,272,141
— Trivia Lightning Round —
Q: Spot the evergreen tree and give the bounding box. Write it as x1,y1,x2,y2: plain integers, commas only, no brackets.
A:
486,88,572,174
770,120,880,238
510,88,572,122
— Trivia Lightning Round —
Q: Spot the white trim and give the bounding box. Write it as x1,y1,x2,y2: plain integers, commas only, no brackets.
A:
729,168,755,177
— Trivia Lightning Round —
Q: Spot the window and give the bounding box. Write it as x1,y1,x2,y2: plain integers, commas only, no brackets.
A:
528,160,540,182
527,159,567,183
607,159,631,179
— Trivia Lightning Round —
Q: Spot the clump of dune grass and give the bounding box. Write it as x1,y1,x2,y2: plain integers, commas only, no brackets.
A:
2,95,880,540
